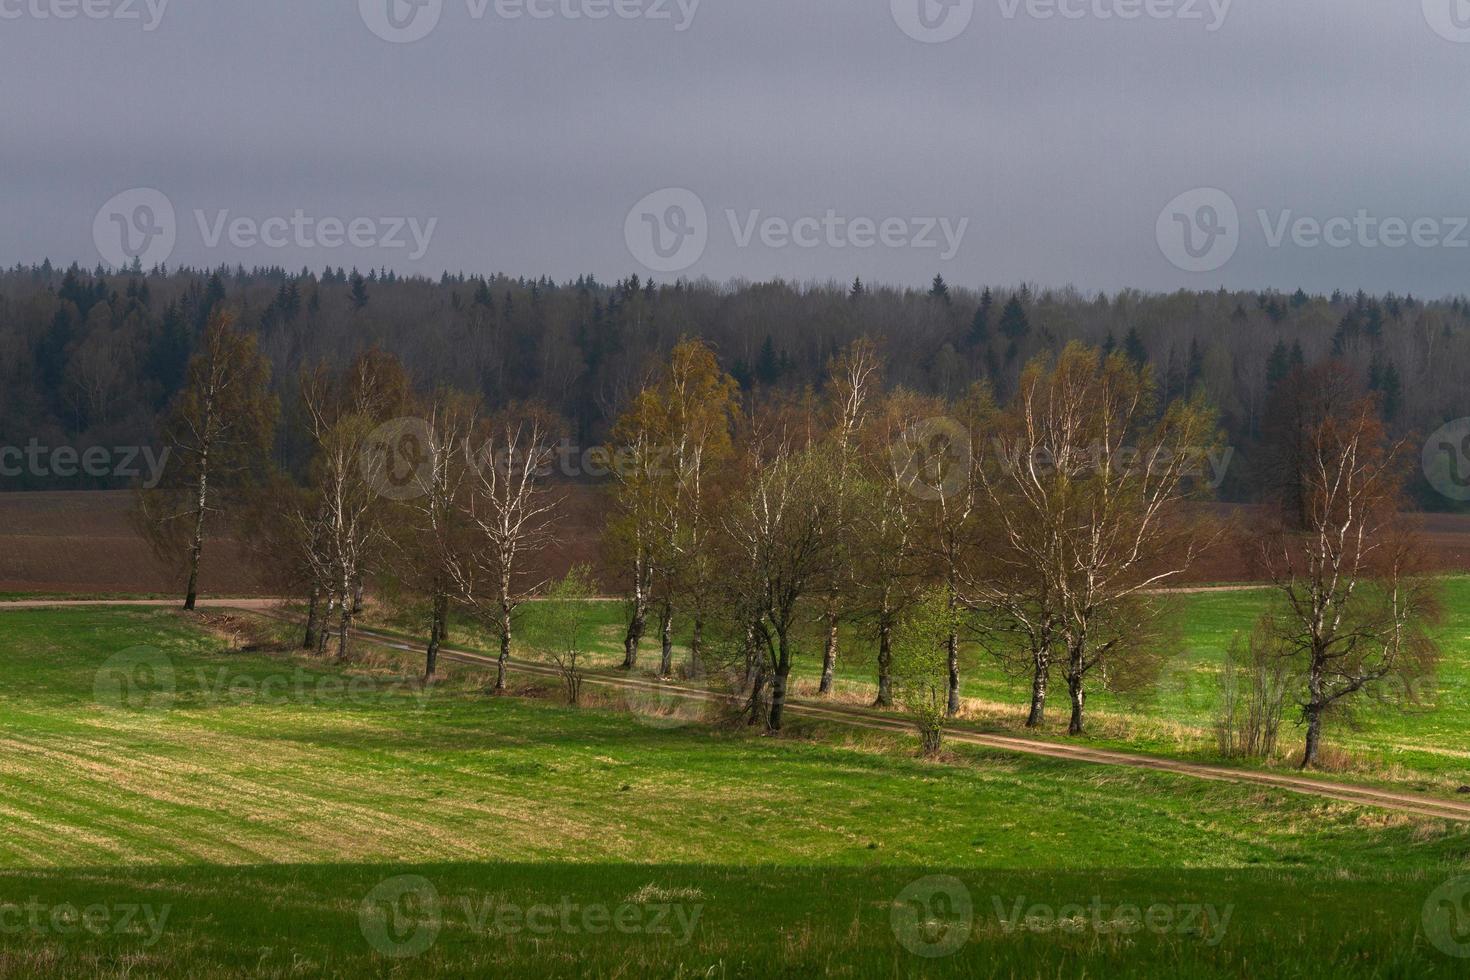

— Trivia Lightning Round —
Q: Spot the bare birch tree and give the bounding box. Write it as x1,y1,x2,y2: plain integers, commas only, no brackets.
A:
296,350,410,660
383,389,480,679
446,404,563,691
979,344,1220,735
721,397,844,731
606,396,663,671
1252,384,1441,768
903,383,994,716
135,310,276,610
850,389,940,706
817,338,882,695
657,339,739,677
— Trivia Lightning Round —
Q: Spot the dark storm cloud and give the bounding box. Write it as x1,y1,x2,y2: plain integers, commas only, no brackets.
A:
2,0,1468,294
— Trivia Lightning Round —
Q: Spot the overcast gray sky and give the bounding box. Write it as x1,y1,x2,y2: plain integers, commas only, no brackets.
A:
4,0,1470,295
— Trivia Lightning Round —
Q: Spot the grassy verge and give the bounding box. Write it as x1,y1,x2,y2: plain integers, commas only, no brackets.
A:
356,578,1470,794
1,608,1468,976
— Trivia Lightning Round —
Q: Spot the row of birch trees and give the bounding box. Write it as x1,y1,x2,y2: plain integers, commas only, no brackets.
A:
137,312,1442,767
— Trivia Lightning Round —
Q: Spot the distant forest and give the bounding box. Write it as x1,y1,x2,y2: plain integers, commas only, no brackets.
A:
3,260,1468,507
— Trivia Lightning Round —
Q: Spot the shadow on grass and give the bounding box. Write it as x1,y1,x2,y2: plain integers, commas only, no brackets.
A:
0,863,1463,978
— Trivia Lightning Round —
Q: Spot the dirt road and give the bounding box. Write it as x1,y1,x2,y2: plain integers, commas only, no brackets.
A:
0,598,283,611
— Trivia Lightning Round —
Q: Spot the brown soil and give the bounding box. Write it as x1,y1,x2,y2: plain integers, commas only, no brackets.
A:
0,487,610,596
1,491,1466,596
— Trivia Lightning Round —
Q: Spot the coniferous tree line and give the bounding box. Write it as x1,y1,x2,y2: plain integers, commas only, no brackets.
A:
3,260,1469,510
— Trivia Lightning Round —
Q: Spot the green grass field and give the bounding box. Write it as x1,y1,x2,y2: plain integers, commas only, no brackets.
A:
2,607,1470,976
375,577,1470,796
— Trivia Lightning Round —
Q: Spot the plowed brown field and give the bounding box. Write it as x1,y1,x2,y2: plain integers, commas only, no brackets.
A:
1,491,1467,595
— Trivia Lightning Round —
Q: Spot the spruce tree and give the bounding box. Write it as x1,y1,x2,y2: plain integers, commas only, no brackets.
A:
999,294,1029,340
1123,326,1148,367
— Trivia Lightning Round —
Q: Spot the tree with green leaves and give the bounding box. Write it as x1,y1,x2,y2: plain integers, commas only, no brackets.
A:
658,339,741,676
534,565,598,705
892,589,956,756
